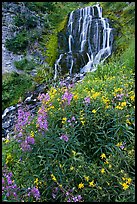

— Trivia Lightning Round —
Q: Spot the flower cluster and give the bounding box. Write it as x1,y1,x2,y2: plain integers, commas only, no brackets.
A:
62,90,73,105
2,167,19,201
37,105,48,131
27,186,40,201
60,134,69,142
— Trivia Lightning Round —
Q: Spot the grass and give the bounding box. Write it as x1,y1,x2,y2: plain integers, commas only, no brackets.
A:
2,2,135,202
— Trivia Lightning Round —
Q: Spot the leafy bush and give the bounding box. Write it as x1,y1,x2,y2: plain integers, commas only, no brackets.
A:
14,58,37,72
5,31,29,54
2,73,34,111
13,13,38,29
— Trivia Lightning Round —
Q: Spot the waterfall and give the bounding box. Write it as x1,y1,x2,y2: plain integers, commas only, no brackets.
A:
54,4,113,78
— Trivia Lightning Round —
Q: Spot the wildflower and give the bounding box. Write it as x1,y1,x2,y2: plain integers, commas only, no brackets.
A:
34,178,39,188
26,136,35,145
72,150,76,156
73,94,78,100
92,109,96,113
51,174,57,182
84,96,90,104
122,182,129,190
116,142,123,147
6,153,13,165
89,180,95,187
130,95,135,101
84,176,89,182
5,139,10,144
100,153,106,159
20,141,31,152
121,102,126,107
109,164,112,169
101,168,105,174
70,166,74,171
37,106,48,130
62,117,67,124
126,178,132,184
60,134,69,142
62,91,73,105
31,187,40,200
78,183,84,189
104,159,109,164
126,119,131,125
115,105,123,110
92,92,100,99
30,131,35,138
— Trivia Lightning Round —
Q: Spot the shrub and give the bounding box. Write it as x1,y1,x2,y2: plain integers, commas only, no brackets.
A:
2,73,34,111
14,58,37,72
5,31,29,54
13,13,38,29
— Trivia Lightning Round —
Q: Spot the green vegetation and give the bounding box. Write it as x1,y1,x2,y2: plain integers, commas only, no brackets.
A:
14,58,37,72
2,2,135,202
2,73,34,111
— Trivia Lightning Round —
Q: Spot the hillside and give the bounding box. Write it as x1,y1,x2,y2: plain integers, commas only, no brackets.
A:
2,2,135,202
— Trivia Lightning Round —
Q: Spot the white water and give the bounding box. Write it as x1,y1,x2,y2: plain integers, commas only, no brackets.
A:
54,4,113,78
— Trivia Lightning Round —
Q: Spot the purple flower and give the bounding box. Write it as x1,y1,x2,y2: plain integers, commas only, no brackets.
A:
37,106,48,131
20,141,31,152
71,116,76,121
84,96,90,104
26,136,35,145
60,134,69,142
38,93,50,102
62,91,73,105
31,187,40,200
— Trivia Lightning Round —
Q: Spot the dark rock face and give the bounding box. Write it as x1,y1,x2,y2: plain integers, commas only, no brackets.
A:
54,4,114,78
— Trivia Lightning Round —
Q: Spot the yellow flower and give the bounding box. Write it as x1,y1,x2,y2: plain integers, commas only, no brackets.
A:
101,168,105,174
121,102,126,107
122,182,129,190
70,166,74,171
51,174,57,182
126,119,131,125
62,117,67,124
89,180,95,187
6,153,13,164
116,142,122,147
92,109,96,113
115,105,123,110
5,139,10,144
34,178,39,187
100,153,106,159
109,164,112,169
104,159,109,164
130,95,135,101
72,150,76,156
73,94,78,100
92,92,100,99
126,178,132,184
30,131,34,138
78,183,84,189
84,176,89,182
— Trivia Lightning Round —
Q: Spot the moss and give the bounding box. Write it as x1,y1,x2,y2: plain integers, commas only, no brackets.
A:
45,16,68,68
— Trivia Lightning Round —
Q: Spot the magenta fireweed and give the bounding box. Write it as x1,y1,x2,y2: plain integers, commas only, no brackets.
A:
37,105,48,131
62,90,73,105
84,96,90,104
2,167,19,201
15,107,33,132
37,93,50,102
60,134,69,142
27,186,40,201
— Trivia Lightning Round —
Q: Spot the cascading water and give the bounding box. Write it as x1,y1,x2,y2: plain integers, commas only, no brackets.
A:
54,4,113,79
